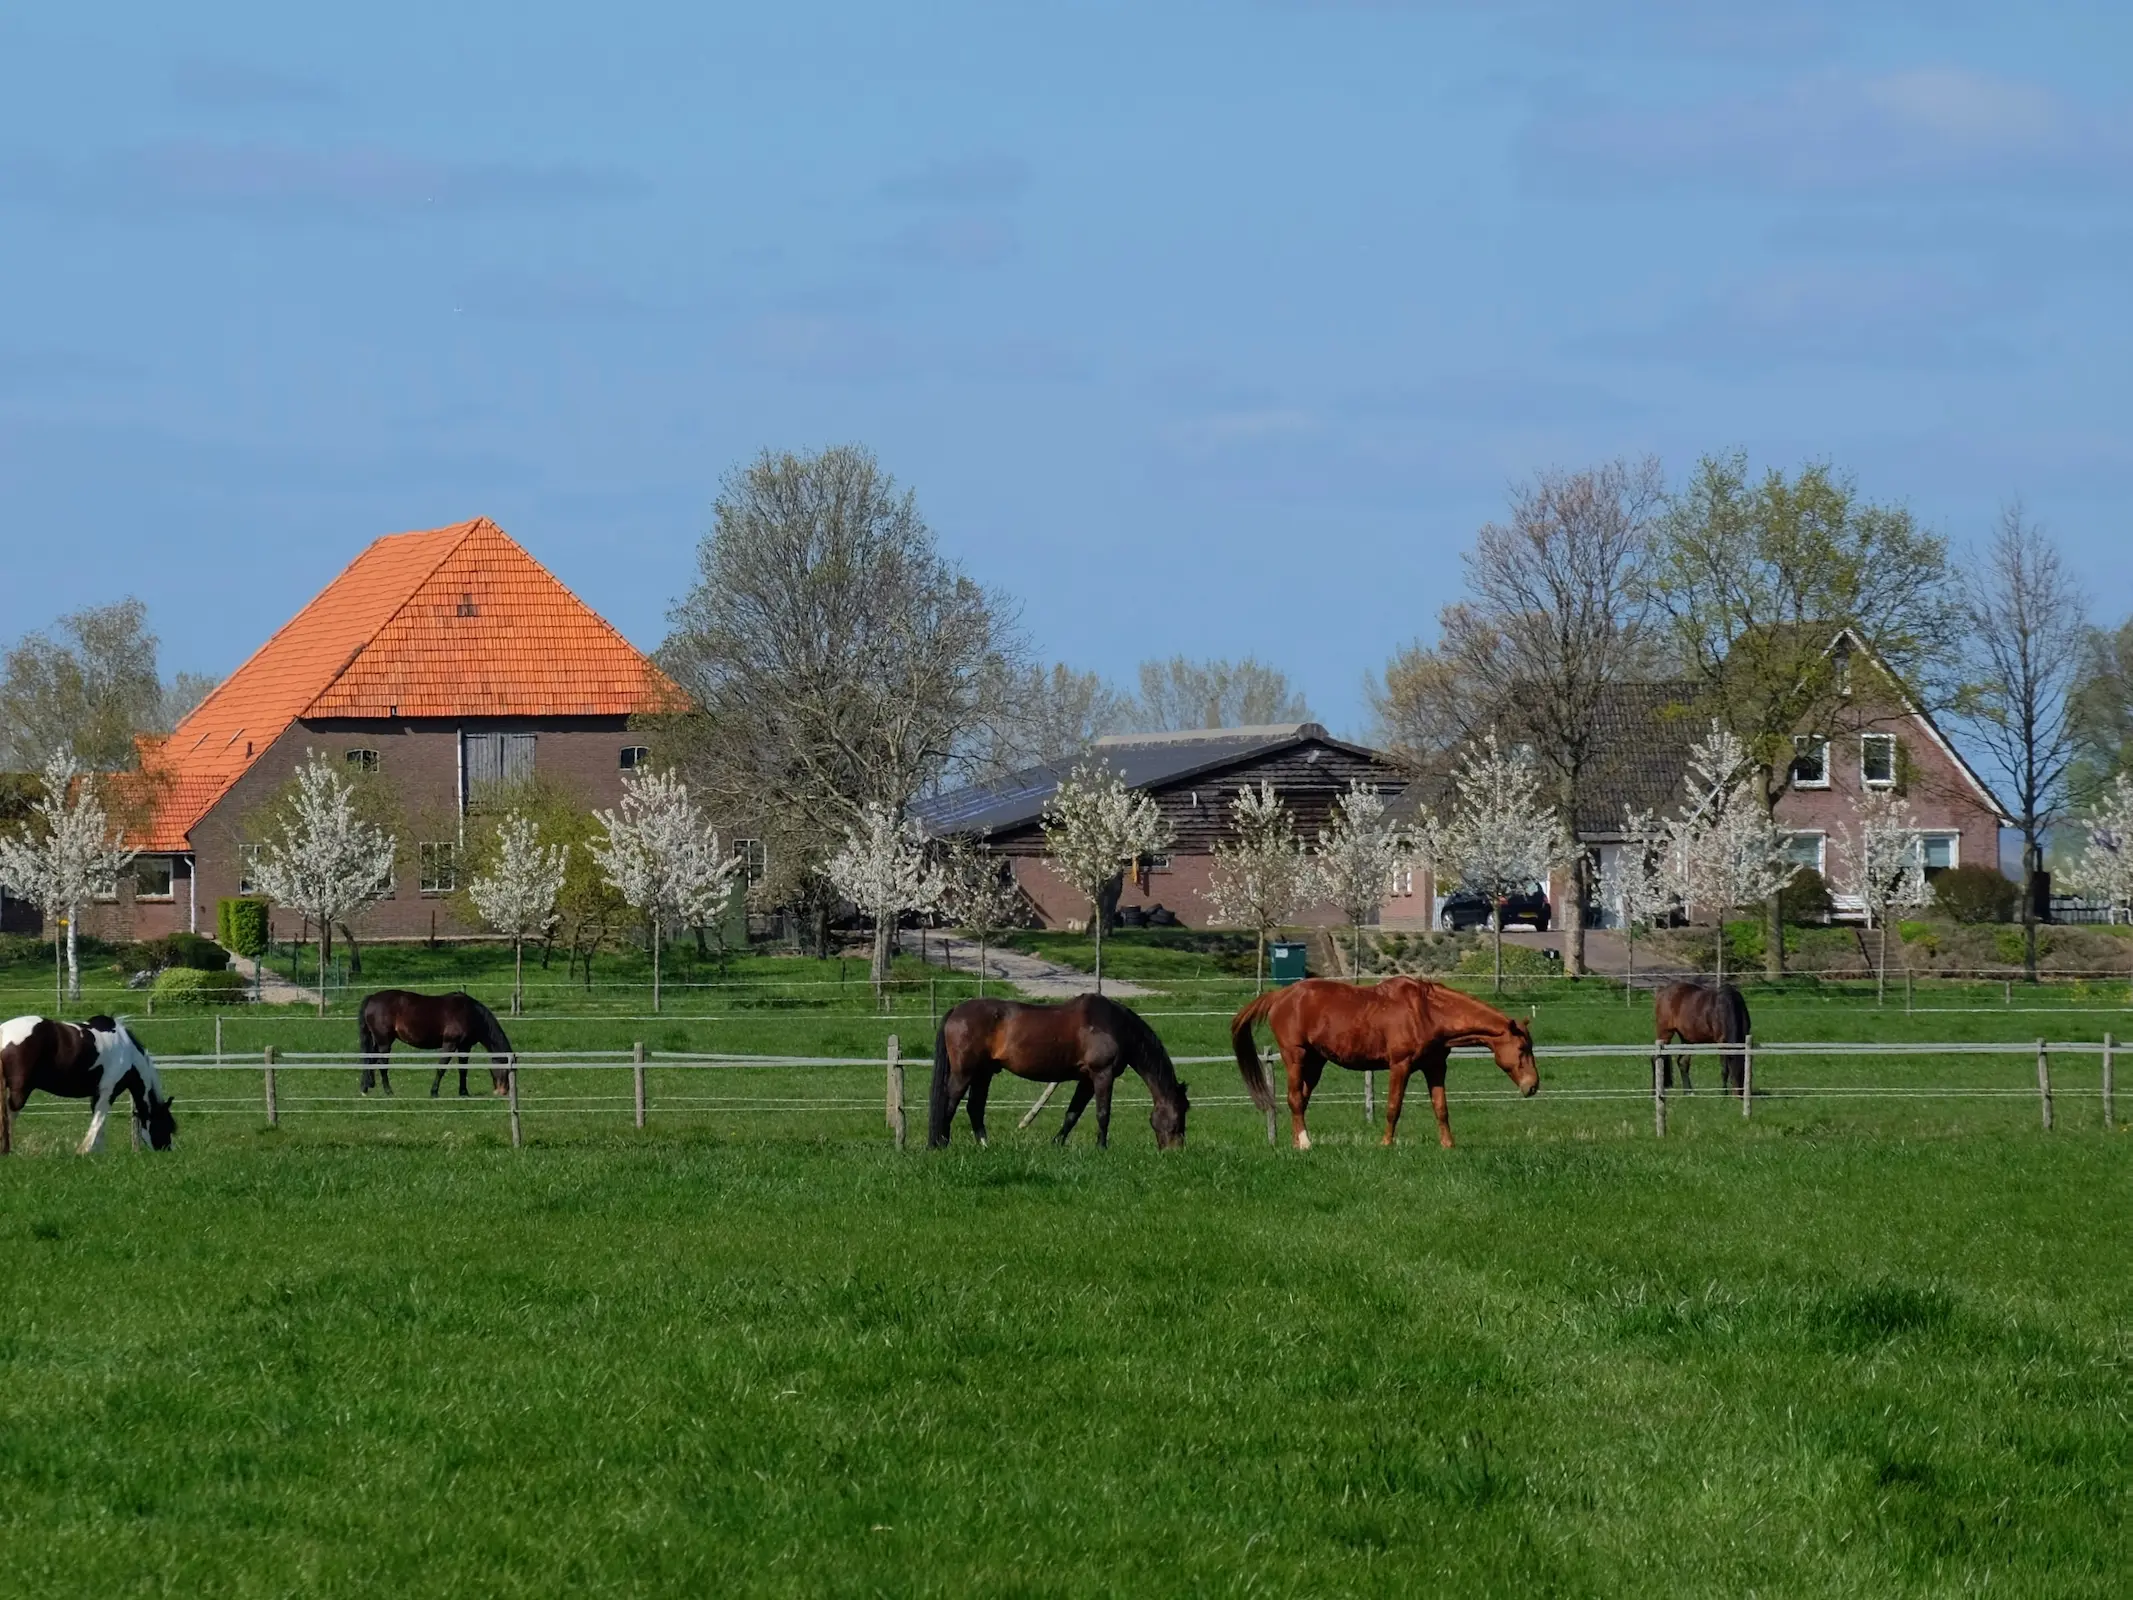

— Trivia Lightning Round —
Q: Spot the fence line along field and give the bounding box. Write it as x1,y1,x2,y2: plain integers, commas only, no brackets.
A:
2,933,2129,1594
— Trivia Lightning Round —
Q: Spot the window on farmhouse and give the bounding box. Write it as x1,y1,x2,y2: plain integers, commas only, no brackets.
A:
419,842,458,895
1861,734,1896,788
619,745,650,770
731,838,767,888
1781,833,1825,873
133,857,175,900
238,844,262,895
345,748,380,773
1791,735,1829,788
1920,833,1957,877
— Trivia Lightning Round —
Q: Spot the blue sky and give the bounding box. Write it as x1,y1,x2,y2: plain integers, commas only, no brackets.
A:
2,1,2128,739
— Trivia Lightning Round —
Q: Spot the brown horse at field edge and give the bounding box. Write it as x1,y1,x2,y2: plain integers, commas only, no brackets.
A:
1231,977,1537,1150
929,994,1189,1150
1654,981,1750,1097
358,990,516,1097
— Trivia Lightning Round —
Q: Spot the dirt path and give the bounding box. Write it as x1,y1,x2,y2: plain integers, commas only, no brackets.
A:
224,954,322,1007
927,935,1154,1000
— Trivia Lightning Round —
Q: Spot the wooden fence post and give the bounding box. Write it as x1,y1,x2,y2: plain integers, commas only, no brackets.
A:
1652,1045,1667,1138
886,1034,906,1151
2036,1039,2052,1132
1741,1033,1753,1118
632,1040,646,1129
264,1045,278,1128
508,1063,522,1148
215,1014,223,1064
2103,1032,2116,1131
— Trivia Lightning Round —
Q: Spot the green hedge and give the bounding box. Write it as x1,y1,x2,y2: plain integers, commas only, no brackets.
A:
151,966,250,1008
217,897,270,958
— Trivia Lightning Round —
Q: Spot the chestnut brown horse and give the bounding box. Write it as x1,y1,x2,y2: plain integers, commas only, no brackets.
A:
928,994,1189,1150
1231,977,1538,1150
358,989,515,1097
1654,981,1750,1096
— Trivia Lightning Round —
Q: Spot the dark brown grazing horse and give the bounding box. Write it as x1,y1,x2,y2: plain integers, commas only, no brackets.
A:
2,1014,176,1155
1232,977,1538,1150
358,990,515,1097
1654,981,1751,1096
929,994,1188,1150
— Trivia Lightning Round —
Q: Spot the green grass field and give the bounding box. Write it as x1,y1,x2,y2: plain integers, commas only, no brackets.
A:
2,935,2129,1593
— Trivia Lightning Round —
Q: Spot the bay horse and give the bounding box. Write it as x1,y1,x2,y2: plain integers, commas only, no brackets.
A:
358,990,515,1097
1654,981,1750,1096
2,1014,177,1155
928,994,1189,1150
1231,977,1537,1151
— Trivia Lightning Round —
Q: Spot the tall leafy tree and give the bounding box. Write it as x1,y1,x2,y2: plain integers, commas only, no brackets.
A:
589,767,741,1013
0,599,163,772
1646,454,1957,975
826,802,945,990
1130,657,1309,732
1374,459,1664,975
2069,618,2133,797
245,754,397,1016
1956,505,2085,981
0,750,135,1004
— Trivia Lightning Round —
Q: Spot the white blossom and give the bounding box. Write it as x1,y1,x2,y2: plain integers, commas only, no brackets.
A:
1431,734,1573,987
589,766,742,1012
1655,722,1798,983
1204,781,1319,989
939,835,1024,994
1602,809,1672,990
1041,762,1175,992
828,802,946,985
469,810,570,1015
0,749,135,1004
2064,773,2133,923
1838,785,1932,1003
1314,780,1409,979
246,752,396,1014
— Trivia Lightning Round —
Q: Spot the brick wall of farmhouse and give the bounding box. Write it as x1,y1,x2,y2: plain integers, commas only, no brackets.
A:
1772,723,2001,888
85,716,646,943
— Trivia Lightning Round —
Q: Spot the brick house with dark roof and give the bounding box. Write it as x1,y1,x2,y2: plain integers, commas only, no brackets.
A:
1381,634,2010,930
88,519,678,944
916,723,1408,930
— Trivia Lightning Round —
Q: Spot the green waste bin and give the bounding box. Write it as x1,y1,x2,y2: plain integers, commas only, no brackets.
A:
1269,941,1309,985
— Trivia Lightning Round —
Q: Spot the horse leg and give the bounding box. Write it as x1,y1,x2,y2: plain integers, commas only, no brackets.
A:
1093,1068,1118,1149
1381,1059,1414,1148
1054,1078,1095,1144
1,1078,19,1155
1423,1058,1455,1149
458,1054,471,1098
431,1056,447,1098
1287,1050,1323,1151
966,1067,996,1148
79,1089,114,1155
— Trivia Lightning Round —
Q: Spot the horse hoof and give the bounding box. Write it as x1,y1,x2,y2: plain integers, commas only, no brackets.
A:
1295,1129,1313,1152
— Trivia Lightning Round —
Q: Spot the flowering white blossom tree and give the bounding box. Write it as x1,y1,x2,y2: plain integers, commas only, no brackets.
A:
1204,781,1320,991
2063,773,2133,989
940,835,1023,997
827,802,947,992
1314,780,1409,982
1601,810,1672,1000
468,811,570,1016
1041,762,1175,994
1656,723,1799,985
589,767,742,1012
0,749,135,1006
1838,787,1931,1004
246,752,397,1015
1433,734,1574,991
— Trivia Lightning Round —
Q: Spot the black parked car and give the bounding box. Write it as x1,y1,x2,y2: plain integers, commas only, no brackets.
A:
1440,883,1551,932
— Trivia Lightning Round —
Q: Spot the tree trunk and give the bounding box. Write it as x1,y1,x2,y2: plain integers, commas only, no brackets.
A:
315,932,327,1018
1354,919,1364,982
2021,837,2041,983
1878,918,1889,1006
1094,906,1105,996
1715,905,1726,987
652,915,662,1013
978,932,987,999
512,938,524,1015
1563,855,1587,977
336,921,362,978
1492,906,1504,993
1624,926,1635,1003
1763,892,1784,981
1255,931,1265,994
54,915,64,1010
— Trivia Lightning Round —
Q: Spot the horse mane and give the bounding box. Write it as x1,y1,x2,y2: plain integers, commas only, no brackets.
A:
1114,1001,1182,1095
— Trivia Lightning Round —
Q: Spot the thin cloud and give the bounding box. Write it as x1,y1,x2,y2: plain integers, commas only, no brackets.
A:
1524,66,2133,190
0,141,631,220
170,60,337,109
888,214,1019,268
880,154,1031,207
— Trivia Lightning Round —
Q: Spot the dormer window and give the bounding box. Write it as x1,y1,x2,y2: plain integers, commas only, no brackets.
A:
1834,644,1853,697
456,592,479,617
1791,735,1829,788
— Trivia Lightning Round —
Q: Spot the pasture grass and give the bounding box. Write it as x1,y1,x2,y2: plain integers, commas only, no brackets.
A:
2,1111,2127,1596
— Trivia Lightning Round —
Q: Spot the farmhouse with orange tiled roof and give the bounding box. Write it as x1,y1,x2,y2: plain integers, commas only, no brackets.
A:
95,518,679,943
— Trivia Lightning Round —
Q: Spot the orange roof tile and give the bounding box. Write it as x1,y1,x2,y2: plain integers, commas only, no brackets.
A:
134,519,678,850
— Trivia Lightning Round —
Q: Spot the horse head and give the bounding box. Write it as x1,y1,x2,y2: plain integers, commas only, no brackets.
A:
1493,1017,1540,1098
97,1021,177,1150
1149,1080,1189,1150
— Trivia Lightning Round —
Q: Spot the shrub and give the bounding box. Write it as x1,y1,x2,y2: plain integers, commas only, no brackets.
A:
150,966,249,1007
1780,868,1835,925
1934,865,2019,925
0,932,53,968
1453,941,1560,978
217,897,270,958
148,931,230,972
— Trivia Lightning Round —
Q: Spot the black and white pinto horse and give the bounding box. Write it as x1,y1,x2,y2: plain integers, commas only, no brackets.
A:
1,1015,177,1155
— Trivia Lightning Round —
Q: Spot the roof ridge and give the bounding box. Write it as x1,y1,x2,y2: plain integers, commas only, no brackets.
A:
297,519,481,716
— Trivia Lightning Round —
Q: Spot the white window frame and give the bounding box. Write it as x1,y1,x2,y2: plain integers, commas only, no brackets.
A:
1861,733,1897,789
238,843,263,895
731,838,767,888
619,745,650,770
419,840,459,896
1918,831,1959,874
1791,734,1830,789
345,748,380,774
1390,865,1414,897
132,856,176,901
1780,831,1827,874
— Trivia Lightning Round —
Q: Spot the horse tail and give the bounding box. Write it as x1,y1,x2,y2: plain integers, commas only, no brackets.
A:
1230,991,1280,1113
928,1024,956,1149
1726,984,1751,1044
